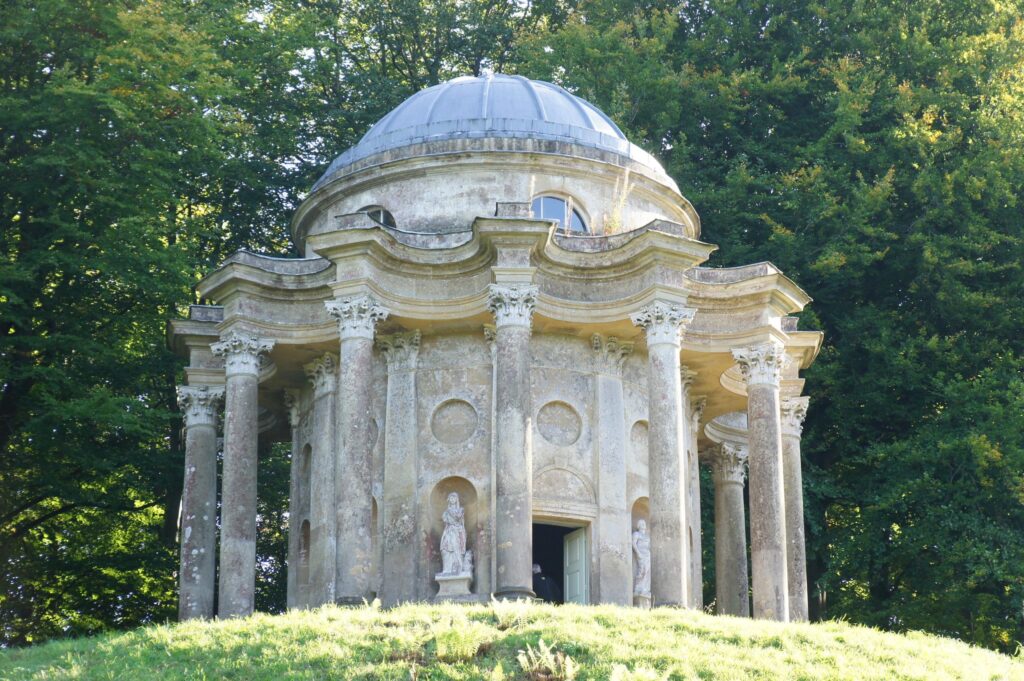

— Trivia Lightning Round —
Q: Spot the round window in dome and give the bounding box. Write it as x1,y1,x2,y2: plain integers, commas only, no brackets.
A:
531,196,587,234
359,205,397,229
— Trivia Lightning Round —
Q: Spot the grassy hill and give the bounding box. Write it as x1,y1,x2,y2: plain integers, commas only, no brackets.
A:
1,601,1020,680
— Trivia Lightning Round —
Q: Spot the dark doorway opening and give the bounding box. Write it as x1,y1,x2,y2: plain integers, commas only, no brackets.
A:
532,523,574,603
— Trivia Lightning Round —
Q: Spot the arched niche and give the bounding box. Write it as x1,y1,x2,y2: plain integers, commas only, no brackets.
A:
298,519,311,586
429,477,479,582
371,495,382,595
631,496,650,531
301,443,312,513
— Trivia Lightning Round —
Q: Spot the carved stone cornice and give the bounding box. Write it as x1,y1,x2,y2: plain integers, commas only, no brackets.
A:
630,302,696,346
591,334,633,376
210,332,274,376
176,385,224,428
377,330,421,373
283,389,301,428
781,396,810,438
690,395,707,435
325,294,389,340
710,442,748,485
304,353,338,396
732,341,787,387
486,284,538,329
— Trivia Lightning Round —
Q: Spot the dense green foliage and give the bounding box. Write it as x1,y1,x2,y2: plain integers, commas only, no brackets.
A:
2,0,1022,653
2,602,1021,680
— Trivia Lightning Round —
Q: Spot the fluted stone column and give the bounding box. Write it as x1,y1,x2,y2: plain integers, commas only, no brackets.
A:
378,331,421,605
685,386,706,610
781,396,810,621
711,442,751,617
305,354,339,606
733,341,789,621
176,385,224,620
326,294,389,604
592,334,634,605
488,284,538,599
631,301,696,607
211,332,274,618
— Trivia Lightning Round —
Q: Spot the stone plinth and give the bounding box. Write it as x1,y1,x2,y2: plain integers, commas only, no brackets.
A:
434,574,474,601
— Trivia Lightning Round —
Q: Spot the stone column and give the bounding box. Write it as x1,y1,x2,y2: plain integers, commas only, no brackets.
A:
592,334,634,606
685,384,706,610
781,396,810,621
631,301,696,607
176,385,224,620
211,332,274,618
304,353,339,606
378,330,421,605
487,284,538,599
710,442,751,617
283,389,302,609
733,341,789,621
326,294,389,604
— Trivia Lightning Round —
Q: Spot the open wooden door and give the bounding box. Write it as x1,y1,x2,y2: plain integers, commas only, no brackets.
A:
563,527,588,604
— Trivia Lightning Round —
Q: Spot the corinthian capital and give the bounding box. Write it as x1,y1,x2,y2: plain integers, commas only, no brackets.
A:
304,353,338,396
176,385,224,428
210,332,274,376
325,294,390,340
711,442,749,485
732,341,787,387
377,330,421,373
630,302,696,346
591,334,633,376
781,396,810,437
487,284,538,329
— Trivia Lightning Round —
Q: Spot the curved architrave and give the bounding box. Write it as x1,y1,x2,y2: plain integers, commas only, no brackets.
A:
703,411,749,448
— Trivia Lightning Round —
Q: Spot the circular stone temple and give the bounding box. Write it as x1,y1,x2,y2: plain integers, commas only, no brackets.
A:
169,74,821,621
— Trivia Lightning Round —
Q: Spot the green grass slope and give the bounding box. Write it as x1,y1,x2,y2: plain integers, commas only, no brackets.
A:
1,602,1020,681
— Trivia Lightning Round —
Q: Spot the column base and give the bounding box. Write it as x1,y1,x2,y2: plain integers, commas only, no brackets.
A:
633,594,651,609
493,587,537,601
335,593,376,606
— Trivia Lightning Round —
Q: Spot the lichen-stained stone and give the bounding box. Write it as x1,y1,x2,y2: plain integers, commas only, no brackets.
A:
169,74,821,615
176,385,223,620
210,332,273,618
733,342,790,622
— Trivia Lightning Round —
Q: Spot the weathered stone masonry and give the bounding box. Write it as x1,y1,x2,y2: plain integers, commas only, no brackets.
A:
169,74,821,621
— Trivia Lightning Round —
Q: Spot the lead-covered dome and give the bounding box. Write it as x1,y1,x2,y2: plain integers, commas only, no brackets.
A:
313,74,669,190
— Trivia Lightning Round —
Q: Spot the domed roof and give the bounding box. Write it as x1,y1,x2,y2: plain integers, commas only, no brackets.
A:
313,74,668,189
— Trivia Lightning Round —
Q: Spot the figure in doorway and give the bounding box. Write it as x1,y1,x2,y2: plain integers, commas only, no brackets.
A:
440,492,470,575
532,563,562,603
632,519,651,599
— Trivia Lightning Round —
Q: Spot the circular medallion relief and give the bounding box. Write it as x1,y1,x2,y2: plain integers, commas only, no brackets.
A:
537,401,582,446
431,399,478,444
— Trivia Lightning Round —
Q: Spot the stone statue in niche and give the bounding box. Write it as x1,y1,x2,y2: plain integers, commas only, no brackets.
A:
440,492,470,575
632,519,652,608
435,492,474,600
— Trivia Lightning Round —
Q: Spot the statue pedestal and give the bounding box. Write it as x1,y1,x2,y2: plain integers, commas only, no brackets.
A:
633,594,651,609
434,573,474,602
